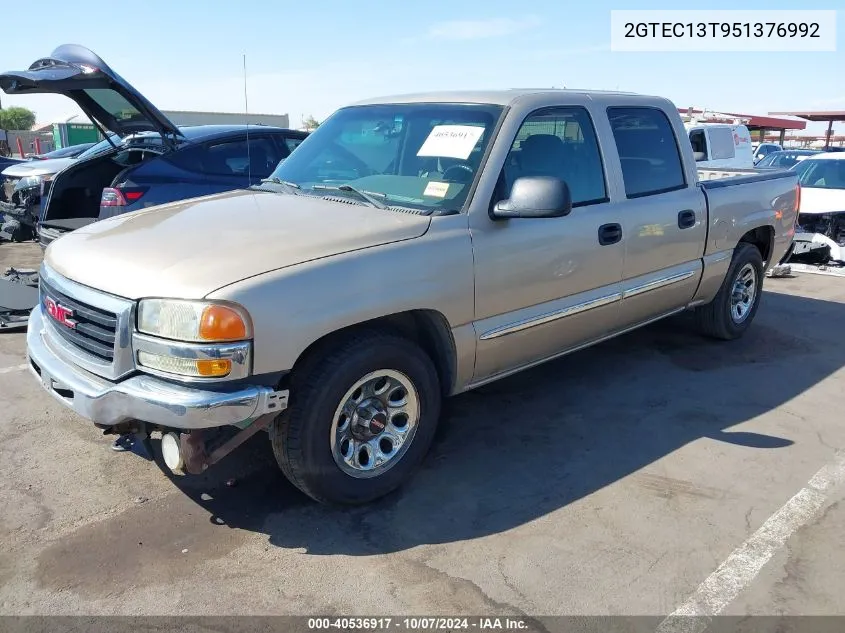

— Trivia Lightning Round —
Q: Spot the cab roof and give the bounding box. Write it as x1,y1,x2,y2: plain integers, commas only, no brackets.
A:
350,88,647,107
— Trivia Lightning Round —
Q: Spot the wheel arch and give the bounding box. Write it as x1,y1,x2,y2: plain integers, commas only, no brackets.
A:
283,309,458,397
738,224,775,265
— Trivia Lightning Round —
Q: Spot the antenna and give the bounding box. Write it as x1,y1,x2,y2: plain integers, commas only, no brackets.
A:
243,53,251,183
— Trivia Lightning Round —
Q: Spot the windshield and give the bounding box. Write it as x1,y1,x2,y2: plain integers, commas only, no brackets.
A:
77,134,121,160
269,103,504,213
796,159,845,189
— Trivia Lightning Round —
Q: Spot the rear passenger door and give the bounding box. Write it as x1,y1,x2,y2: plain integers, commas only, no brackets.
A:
607,107,706,329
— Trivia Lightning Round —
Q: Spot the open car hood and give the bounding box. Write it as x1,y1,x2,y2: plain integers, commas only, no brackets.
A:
797,187,845,215
0,44,182,142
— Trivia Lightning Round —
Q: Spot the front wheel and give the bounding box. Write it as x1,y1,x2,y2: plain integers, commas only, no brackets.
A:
693,242,764,340
271,331,441,505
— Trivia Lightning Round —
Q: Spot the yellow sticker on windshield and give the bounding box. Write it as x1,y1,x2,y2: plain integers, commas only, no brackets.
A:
424,181,450,198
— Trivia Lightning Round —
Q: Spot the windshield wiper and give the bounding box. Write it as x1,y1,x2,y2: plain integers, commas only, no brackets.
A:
311,184,388,209
257,177,301,195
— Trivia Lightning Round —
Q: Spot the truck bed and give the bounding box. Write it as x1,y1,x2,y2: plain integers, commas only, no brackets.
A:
698,167,796,188
698,167,799,264
697,166,784,181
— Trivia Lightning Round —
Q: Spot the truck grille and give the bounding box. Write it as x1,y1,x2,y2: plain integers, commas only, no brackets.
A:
40,278,118,362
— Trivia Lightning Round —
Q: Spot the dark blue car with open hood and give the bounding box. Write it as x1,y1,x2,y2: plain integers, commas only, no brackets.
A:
0,44,308,247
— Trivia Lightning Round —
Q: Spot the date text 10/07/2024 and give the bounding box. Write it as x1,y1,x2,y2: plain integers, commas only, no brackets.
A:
307,618,530,631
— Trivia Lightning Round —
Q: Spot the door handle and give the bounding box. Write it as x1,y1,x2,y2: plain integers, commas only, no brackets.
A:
598,223,622,246
678,209,696,229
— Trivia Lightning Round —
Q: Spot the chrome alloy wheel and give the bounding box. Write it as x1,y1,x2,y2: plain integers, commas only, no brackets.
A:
730,262,758,324
330,369,421,478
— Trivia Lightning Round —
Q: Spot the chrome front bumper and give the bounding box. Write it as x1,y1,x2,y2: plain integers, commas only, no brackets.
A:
27,306,288,430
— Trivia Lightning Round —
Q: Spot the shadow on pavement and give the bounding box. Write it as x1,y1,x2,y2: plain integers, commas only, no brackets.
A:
165,290,844,555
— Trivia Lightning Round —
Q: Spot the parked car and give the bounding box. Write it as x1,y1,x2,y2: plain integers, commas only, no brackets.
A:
687,123,755,169
784,152,845,265
0,155,24,171
1,135,119,241
753,142,783,164
31,142,96,160
755,149,820,169
26,88,798,505
0,44,308,248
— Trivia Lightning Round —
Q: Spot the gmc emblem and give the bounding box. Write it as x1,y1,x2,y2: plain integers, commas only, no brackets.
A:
44,296,77,329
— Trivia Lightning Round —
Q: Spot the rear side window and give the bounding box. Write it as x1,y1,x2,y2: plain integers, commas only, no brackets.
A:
608,107,686,198
169,136,280,178
708,128,736,160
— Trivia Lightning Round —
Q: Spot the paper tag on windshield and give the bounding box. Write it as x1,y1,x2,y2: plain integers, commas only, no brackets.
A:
417,125,484,160
423,181,450,198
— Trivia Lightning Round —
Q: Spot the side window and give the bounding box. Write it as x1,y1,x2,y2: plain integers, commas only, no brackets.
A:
502,107,607,206
689,130,707,159
197,137,280,178
608,107,686,198
246,137,281,177
708,128,736,160
284,136,305,153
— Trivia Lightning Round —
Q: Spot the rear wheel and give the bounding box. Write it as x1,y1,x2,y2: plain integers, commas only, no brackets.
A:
693,242,764,340
271,331,441,505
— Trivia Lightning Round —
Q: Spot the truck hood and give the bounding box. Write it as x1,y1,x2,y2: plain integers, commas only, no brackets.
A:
798,187,845,215
2,157,75,178
45,190,431,300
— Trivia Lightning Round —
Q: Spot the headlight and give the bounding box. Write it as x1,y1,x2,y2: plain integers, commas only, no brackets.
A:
137,299,251,342
14,175,42,191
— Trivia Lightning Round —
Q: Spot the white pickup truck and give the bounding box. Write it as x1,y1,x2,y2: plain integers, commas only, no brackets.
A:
26,87,799,505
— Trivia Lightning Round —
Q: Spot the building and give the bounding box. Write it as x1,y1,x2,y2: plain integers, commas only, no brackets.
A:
161,110,289,128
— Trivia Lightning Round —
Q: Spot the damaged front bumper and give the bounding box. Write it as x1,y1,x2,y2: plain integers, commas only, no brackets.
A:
26,305,288,430
788,212,845,266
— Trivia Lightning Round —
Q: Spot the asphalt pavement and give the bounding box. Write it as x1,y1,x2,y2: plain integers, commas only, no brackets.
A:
0,241,843,623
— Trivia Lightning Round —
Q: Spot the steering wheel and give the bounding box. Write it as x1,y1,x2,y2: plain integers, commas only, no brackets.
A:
441,163,474,183
320,142,375,178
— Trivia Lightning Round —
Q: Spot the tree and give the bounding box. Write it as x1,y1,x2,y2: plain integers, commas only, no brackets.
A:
302,114,320,131
0,106,36,132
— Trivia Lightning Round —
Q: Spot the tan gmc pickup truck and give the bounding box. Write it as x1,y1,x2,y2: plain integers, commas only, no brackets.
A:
27,88,800,505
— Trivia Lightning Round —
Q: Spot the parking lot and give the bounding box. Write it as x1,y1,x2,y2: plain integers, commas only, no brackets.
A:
0,240,843,619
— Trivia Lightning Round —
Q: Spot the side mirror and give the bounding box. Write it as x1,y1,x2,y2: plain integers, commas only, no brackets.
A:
693,151,707,162
492,176,572,219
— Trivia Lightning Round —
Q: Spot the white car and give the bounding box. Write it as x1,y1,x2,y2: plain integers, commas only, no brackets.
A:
788,152,845,264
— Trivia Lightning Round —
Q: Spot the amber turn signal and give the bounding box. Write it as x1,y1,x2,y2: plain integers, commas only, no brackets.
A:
199,305,248,341
196,359,233,377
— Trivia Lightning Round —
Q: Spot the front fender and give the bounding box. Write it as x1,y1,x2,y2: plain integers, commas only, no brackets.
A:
205,214,476,383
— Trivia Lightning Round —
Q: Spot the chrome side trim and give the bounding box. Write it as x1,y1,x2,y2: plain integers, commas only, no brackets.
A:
478,292,622,341
708,250,733,264
464,307,686,392
622,270,695,299
39,263,135,380
132,333,252,383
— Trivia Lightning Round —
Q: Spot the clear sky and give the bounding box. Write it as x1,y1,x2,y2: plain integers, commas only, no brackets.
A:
1,0,842,135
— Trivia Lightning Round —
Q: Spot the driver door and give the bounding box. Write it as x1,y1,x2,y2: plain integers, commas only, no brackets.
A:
469,105,626,381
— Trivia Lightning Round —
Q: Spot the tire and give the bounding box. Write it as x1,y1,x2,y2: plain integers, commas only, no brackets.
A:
271,330,442,505
693,242,764,340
